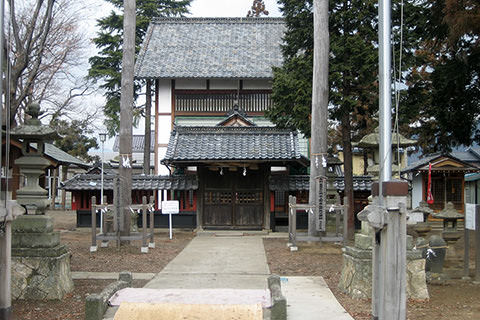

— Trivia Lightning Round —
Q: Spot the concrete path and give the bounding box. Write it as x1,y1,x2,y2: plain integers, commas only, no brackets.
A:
99,234,354,319
281,277,354,320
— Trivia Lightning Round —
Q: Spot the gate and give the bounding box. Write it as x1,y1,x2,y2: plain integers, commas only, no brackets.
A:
203,169,264,229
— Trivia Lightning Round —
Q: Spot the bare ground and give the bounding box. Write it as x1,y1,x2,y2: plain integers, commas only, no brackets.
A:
263,237,480,320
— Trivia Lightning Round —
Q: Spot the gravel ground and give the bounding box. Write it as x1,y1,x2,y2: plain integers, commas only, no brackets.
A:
263,238,480,320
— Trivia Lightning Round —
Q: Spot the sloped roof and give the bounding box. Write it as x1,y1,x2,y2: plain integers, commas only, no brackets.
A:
113,133,155,153
163,126,307,165
402,153,480,173
135,17,285,79
269,175,373,191
61,174,198,191
44,143,89,169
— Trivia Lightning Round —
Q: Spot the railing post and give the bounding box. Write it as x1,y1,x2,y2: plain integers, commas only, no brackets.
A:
141,196,148,253
90,196,97,252
149,195,155,248
343,196,349,245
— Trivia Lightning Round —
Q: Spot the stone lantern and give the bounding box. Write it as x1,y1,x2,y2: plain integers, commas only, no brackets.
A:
433,202,463,260
410,201,435,238
10,102,58,215
10,103,73,300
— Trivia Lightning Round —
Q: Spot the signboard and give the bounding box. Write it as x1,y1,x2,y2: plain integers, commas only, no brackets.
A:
408,211,424,224
161,200,179,214
465,203,477,230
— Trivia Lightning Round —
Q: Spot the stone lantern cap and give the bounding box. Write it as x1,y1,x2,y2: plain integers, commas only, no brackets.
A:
410,201,435,217
354,127,417,148
433,202,463,220
10,102,58,141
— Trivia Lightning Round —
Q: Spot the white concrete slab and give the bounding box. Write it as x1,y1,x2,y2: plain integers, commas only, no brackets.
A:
281,276,353,320
109,288,272,308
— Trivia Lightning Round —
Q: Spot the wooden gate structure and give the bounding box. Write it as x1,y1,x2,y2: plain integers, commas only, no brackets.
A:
288,176,347,250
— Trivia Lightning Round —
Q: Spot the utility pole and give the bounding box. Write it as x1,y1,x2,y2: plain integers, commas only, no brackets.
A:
308,0,329,237
370,0,407,318
119,0,135,238
144,80,152,175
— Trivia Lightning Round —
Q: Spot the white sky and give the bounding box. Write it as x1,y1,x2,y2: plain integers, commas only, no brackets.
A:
79,0,283,152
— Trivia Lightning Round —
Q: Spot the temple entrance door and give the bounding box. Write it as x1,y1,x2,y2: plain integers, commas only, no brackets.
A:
203,168,264,229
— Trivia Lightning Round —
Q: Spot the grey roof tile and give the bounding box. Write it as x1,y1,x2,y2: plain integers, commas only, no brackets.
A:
162,126,307,164
61,174,198,191
269,175,373,192
113,133,155,152
44,143,89,168
135,17,285,79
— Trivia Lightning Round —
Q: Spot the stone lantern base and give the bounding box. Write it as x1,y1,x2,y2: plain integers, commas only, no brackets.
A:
11,215,74,300
338,223,429,300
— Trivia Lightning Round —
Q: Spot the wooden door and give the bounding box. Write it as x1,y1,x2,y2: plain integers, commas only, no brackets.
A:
203,168,264,229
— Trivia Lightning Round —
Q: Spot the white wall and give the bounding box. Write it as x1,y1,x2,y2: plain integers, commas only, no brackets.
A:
412,174,423,209
210,79,238,90
175,79,206,89
157,80,172,174
243,79,271,90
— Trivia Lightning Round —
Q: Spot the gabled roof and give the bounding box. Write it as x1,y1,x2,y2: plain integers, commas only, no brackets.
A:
216,107,256,127
44,143,89,169
113,133,155,153
135,17,285,79
61,174,198,191
163,126,307,165
402,153,480,173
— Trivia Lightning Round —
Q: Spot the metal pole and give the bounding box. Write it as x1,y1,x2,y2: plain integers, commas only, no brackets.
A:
379,0,392,189
100,138,104,234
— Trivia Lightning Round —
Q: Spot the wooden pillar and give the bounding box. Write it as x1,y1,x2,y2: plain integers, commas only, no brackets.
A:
61,165,68,209
263,166,270,230
50,167,58,209
196,167,204,230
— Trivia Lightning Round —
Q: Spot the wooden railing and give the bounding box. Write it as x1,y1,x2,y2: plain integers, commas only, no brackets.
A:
174,90,272,113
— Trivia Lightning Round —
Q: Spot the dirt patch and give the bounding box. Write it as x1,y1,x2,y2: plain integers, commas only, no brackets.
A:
12,210,195,319
263,238,480,320
12,279,148,320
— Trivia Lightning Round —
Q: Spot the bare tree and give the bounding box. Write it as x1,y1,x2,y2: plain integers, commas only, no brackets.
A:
247,0,269,17
7,0,93,126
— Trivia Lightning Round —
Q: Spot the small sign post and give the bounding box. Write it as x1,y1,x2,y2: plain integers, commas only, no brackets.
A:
464,203,480,281
162,200,179,240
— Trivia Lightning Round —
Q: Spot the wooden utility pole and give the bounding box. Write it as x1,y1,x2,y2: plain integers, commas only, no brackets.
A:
144,80,152,175
119,0,135,237
308,0,329,237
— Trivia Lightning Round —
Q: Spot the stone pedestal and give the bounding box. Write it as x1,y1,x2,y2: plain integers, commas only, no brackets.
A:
338,223,429,300
11,215,73,300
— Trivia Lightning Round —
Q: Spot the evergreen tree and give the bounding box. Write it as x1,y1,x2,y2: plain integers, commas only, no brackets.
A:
400,0,480,153
88,0,191,135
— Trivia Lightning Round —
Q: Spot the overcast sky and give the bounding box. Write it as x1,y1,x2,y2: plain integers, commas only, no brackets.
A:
81,0,283,152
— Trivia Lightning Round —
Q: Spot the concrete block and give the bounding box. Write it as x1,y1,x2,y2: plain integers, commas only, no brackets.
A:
13,231,60,248
12,215,53,233
268,275,286,320
354,233,372,250
85,280,129,320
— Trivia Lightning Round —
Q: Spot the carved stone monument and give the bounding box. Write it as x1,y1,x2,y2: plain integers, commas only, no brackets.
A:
10,103,73,299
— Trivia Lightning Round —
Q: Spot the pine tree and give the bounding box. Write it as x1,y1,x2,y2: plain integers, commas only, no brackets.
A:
88,0,191,135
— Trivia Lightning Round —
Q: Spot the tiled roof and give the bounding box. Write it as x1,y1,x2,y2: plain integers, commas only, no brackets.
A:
61,174,198,191
113,133,155,153
163,126,307,164
135,17,285,79
44,143,89,168
269,175,373,192
402,153,480,173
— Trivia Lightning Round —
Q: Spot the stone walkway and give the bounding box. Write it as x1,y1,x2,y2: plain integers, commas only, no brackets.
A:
94,233,352,319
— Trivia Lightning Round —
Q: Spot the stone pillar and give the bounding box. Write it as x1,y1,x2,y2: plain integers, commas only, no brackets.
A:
11,215,73,300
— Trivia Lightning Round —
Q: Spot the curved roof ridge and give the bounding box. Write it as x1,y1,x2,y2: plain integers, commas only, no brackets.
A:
151,17,285,23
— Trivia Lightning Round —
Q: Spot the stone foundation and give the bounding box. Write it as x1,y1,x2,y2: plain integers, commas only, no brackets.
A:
338,221,429,301
12,215,74,300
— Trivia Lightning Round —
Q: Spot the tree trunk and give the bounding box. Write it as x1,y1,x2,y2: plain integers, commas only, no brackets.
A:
341,111,355,241
61,165,68,209
119,0,136,237
308,0,329,237
50,167,58,209
144,79,152,175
